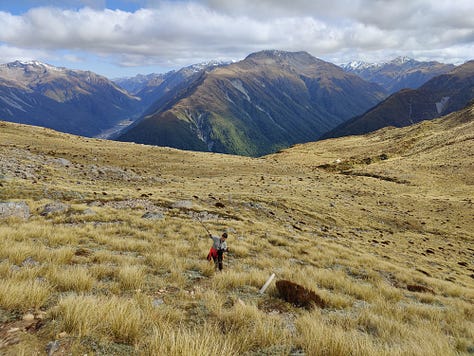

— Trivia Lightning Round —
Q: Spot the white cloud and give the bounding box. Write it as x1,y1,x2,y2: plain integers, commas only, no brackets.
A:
0,43,50,63
0,0,472,70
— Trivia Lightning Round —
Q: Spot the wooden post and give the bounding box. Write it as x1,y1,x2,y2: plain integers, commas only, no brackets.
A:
259,273,276,294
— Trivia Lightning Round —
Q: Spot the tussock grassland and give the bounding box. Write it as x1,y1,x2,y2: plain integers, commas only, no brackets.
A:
0,109,473,355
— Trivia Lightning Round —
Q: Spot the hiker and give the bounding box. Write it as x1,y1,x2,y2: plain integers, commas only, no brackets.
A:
207,232,228,271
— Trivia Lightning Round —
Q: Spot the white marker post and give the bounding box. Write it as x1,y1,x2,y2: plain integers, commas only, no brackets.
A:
259,273,276,294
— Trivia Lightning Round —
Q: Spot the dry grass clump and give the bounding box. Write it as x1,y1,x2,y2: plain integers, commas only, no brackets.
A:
145,252,176,273
141,323,239,356
52,294,149,344
118,265,146,290
213,303,292,353
0,278,51,311
47,265,95,292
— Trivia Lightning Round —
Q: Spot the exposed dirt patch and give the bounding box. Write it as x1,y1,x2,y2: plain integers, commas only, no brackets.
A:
276,280,327,309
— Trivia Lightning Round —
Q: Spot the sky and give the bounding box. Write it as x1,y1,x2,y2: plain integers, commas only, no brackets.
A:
0,0,473,78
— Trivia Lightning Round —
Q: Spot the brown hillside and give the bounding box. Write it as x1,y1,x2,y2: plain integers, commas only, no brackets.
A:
0,104,472,354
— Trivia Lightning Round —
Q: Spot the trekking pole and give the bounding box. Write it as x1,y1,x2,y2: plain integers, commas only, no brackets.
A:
197,216,211,236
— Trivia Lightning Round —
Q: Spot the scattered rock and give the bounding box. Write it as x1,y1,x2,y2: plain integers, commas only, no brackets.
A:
57,331,68,339
36,311,47,320
406,284,435,294
103,199,158,211
0,201,30,220
142,212,165,220
40,202,70,216
21,257,39,267
54,158,71,166
46,340,60,356
82,208,96,215
22,314,35,321
289,258,306,265
190,210,220,221
276,280,327,309
152,298,164,308
185,270,205,281
171,200,193,209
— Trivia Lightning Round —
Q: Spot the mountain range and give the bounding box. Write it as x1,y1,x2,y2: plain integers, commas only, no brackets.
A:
341,57,455,94
325,60,474,139
117,50,386,156
0,61,144,137
0,53,471,157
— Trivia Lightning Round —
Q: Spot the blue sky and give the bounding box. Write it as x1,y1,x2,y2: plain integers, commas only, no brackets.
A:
4,1,145,14
0,0,473,78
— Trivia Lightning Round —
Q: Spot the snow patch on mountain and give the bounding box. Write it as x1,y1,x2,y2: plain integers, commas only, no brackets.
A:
341,57,416,71
230,79,251,102
342,61,382,71
187,60,230,73
436,96,450,114
1,60,65,72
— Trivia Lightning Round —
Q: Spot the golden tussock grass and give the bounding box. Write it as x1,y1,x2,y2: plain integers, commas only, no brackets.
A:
52,294,148,344
0,278,52,311
141,324,239,356
118,264,146,290
46,265,95,292
0,117,473,355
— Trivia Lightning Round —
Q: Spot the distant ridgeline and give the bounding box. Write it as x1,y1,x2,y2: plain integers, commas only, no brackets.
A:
324,60,474,139
1,53,471,157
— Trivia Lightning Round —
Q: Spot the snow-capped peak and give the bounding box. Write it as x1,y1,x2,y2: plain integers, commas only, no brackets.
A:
341,61,381,71
185,60,230,73
391,56,414,65
1,60,65,72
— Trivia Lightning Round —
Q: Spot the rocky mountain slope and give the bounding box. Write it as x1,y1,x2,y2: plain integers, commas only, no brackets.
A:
117,51,386,156
342,57,455,94
113,73,167,95
0,61,144,137
325,60,474,139
113,61,229,113
0,102,472,354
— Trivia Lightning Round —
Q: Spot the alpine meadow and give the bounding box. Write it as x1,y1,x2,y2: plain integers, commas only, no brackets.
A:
0,100,473,354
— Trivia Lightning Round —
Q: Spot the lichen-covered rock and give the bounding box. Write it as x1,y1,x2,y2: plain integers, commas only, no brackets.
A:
0,201,30,220
171,200,193,209
142,212,164,220
40,201,70,216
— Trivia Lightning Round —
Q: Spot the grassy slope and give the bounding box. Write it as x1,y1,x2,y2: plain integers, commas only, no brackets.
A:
0,104,473,355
